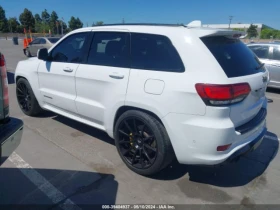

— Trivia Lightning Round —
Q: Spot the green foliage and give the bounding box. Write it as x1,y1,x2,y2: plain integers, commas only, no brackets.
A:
261,28,280,39
35,22,50,33
247,24,258,38
19,8,35,31
68,16,83,30
7,17,20,32
1,5,101,34
50,11,59,34
34,13,42,23
92,21,104,26
41,9,50,24
0,6,8,32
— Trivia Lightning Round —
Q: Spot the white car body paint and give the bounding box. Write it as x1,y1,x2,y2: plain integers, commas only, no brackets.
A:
15,25,268,165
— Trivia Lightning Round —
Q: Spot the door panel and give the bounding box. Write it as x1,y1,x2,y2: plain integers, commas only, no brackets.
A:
38,32,90,114
38,62,79,113
75,31,130,127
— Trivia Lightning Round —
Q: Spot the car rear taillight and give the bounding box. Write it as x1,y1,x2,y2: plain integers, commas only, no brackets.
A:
0,53,9,118
195,83,251,106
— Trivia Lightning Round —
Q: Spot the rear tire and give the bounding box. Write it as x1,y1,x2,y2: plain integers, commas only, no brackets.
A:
114,110,174,176
16,78,43,116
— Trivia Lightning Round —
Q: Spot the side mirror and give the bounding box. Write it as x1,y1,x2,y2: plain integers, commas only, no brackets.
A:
37,48,49,61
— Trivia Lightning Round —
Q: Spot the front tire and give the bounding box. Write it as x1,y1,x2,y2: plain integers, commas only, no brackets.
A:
114,110,174,176
25,49,32,57
16,78,43,116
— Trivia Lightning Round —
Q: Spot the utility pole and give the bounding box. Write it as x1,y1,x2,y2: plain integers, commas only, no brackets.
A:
229,16,233,28
122,18,125,24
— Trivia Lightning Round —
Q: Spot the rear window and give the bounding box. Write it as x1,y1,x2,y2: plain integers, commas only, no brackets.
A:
201,36,265,78
131,33,184,72
48,38,60,44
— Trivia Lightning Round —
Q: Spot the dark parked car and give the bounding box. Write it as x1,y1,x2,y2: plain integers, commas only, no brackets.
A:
0,52,23,165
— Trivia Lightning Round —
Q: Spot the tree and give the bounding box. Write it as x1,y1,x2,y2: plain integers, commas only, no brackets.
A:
7,17,20,32
41,9,50,24
247,24,258,38
92,21,104,26
34,13,42,23
261,29,280,39
0,6,8,32
19,8,35,31
68,16,83,30
50,11,59,34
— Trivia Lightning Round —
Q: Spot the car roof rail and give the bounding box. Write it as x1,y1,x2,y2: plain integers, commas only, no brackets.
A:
91,23,187,27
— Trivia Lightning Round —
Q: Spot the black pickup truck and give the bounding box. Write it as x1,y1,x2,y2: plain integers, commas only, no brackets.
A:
0,52,23,165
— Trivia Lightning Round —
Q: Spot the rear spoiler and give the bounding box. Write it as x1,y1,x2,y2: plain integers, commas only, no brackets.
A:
185,20,245,39
190,28,246,39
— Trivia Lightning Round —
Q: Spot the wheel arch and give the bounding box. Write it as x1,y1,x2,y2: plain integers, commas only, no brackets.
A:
15,68,43,108
113,106,164,133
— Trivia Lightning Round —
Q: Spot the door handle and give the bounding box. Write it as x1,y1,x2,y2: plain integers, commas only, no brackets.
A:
109,73,124,79
63,67,73,72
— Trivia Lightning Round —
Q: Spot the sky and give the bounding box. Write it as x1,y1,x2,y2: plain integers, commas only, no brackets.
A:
1,0,280,29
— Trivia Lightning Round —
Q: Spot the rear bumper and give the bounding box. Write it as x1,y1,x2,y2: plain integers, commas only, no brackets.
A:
0,118,23,165
226,127,267,163
163,108,267,165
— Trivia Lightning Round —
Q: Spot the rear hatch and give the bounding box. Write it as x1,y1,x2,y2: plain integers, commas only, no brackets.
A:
199,30,268,127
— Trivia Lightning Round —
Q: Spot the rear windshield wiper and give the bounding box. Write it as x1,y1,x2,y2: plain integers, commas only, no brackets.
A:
256,63,265,70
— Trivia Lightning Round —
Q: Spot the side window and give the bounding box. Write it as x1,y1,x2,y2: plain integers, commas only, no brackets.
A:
50,32,89,63
131,33,184,72
272,47,280,61
87,32,130,68
248,45,269,59
40,39,46,44
31,39,40,44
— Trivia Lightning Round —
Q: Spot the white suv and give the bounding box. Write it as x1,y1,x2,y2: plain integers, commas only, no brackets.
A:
15,23,268,175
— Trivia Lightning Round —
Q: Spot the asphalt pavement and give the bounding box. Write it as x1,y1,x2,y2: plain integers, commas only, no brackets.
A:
1,39,280,208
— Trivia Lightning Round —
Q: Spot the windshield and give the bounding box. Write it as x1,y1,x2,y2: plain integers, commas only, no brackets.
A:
201,36,265,78
48,38,60,44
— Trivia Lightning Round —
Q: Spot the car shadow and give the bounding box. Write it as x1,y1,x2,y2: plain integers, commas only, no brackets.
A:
267,87,280,94
151,131,279,187
0,167,118,208
52,115,115,146
7,71,15,84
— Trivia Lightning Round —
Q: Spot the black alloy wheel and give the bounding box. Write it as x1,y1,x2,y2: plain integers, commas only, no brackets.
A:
118,117,157,169
17,81,32,112
114,110,174,175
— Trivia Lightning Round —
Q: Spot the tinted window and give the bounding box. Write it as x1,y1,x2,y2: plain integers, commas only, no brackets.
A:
272,47,280,61
31,39,40,44
131,33,184,72
40,39,46,44
201,36,265,78
50,33,88,63
248,45,269,59
48,38,60,44
87,32,130,68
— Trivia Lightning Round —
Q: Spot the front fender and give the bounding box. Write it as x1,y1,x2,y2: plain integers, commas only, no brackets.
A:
15,59,43,107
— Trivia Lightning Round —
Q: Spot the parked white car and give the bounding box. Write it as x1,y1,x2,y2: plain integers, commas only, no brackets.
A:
15,23,268,175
